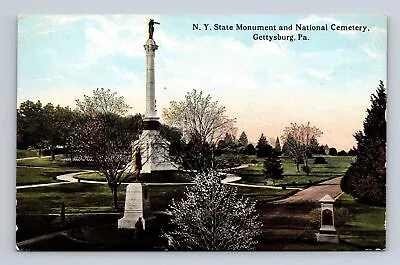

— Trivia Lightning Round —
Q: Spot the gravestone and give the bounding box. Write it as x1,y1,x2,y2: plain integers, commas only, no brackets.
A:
316,194,339,243
118,183,151,230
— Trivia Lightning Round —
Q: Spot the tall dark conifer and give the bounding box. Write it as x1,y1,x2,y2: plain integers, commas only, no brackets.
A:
341,81,386,205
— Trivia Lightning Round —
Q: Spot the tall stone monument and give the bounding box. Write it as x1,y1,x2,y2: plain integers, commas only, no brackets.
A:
133,19,175,173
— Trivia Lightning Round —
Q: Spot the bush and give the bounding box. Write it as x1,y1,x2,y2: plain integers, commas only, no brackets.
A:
329,148,337,156
313,157,328,164
244,144,256,155
250,159,258,164
301,165,311,175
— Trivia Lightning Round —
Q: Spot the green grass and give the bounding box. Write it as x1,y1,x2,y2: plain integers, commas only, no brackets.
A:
75,170,194,183
231,156,354,187
17,157,73,168
17,149,39,159
17,183,127,214
335,193,386,249
16,167,80,186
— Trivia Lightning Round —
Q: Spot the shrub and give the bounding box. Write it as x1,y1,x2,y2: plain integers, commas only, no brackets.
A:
301,165,311,175
250,159,258,164
244,144,256,155
329,148,337,156
313,157,328,164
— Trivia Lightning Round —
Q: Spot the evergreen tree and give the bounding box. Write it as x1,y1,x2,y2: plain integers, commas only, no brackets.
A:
238,131,249,148
263,157,284,184
341,81,386,205
274,137,281,154
256,133,273,157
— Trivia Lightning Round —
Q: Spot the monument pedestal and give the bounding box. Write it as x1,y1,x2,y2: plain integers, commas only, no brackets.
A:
118,183,151,230
133,123,177,174
316,194,339,244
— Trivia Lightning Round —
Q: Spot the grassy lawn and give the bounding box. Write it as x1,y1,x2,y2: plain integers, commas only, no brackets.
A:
75,170,194,183
335,193,386,249
231,155,354,187
17,156,73,168
17,183,127,214
16,167,81,186
17,149,39,159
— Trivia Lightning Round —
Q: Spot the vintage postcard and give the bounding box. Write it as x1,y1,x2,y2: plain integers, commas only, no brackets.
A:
16,14,386,251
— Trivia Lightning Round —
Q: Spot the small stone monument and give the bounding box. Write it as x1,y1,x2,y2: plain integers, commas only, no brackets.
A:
316,194,339,243
118,183,151,230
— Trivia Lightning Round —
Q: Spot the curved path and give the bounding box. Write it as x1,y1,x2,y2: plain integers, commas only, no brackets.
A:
277,176,342,203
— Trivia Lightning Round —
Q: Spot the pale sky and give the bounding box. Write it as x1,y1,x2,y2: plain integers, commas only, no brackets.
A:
17,15,387,150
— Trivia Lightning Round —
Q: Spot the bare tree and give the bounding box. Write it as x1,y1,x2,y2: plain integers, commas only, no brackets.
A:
71,113,142,209
163,171,262,250
75,88,131,116
162,89,236,145
162,90,236,172
281,122,323,171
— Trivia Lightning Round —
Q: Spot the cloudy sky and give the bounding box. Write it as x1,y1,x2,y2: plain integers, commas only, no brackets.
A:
17,14,386,150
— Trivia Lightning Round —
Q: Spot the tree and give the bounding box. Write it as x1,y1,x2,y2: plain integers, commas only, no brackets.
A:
337,150,347,156
329,147,337,156
281,122,323,171
17,100,46,151
164,171,262,250
309,137,319,155
341,81,386,205
244,144,256,155
263,157,283,184
256,134,273,157
348,148,357,156
162,90,236,171
238,131,249,148
71,113,142,209
274,137,281,154
75,88,131,116
162,89,235,145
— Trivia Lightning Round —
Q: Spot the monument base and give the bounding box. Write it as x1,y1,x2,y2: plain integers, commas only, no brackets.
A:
133,129,177,174
316,232,339,244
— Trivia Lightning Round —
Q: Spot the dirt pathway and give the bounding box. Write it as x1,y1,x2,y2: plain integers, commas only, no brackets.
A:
278,177,342,203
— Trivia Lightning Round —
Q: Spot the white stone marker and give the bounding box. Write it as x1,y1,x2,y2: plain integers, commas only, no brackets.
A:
316,194,339,243
118,183,149,230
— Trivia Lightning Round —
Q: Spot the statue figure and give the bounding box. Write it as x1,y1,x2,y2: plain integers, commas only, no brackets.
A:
148,19,160,40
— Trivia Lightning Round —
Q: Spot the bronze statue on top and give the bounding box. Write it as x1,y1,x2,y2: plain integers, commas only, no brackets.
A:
148,19,160,40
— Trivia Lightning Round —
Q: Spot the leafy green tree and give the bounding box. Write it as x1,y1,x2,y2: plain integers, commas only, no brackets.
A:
164,171,262,250
263,157,283,184
17,100,46,151
341,81,386,205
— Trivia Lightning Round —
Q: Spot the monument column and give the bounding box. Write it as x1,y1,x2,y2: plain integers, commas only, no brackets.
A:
144,39,158,120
